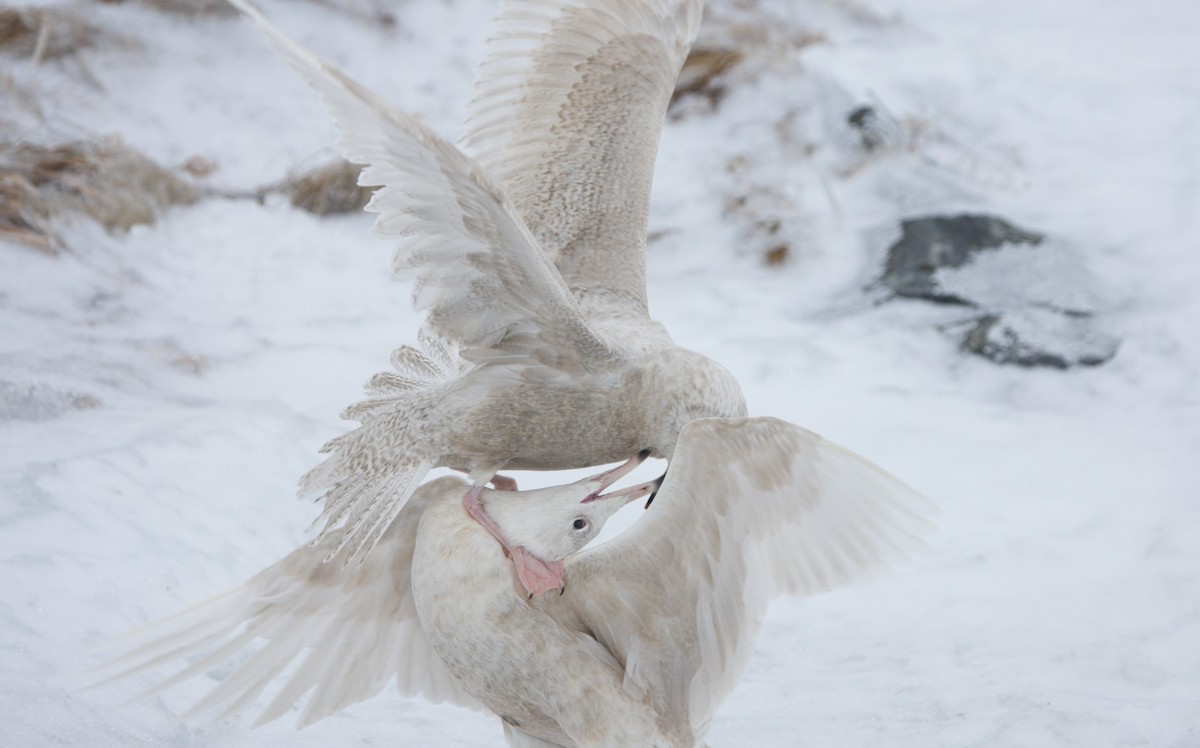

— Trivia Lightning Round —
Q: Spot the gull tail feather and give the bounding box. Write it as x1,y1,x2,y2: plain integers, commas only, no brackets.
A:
331,462,434,565
301,457,434,566
296,334,459,562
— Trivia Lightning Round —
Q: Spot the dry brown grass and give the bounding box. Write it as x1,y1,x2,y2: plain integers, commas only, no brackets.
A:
94,0,395,21
671,45,744,112
722,179,799,268
669,18,825,117
0,137,197,252
763,243,789,266
286,160,373,216
92,0,236,17
0,6,97,61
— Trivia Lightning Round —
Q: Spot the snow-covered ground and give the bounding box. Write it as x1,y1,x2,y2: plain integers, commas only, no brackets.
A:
2,0,1198,745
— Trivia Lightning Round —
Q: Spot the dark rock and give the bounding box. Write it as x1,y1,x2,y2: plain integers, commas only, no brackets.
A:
882,214,1044,303
879,213,1119,369
847,105,887,152
961,311,1119,369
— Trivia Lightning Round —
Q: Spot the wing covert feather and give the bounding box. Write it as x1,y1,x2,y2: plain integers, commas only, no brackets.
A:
560,417,933,734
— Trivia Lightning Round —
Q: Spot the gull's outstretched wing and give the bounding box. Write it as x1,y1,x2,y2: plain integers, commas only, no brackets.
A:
83,477,480,728
552,417,933,737
463,0,704,313
230,0,616,372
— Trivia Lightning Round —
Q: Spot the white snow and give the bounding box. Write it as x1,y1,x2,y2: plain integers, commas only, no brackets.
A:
2,0,1198,745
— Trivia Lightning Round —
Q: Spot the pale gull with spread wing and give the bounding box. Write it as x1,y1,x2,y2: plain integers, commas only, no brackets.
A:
87,418,931,747
229,0,748,598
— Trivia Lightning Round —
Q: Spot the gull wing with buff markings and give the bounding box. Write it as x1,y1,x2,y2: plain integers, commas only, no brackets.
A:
227,0,639,563
463,0,704,314
550,417,934,737
229,0,618,373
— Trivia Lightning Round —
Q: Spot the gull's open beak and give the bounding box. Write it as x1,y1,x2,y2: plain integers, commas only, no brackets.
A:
587,474,663,506
580,450,650,502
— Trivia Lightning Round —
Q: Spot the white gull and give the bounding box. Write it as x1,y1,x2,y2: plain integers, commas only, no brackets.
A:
228,0,748,592
87,417,931,746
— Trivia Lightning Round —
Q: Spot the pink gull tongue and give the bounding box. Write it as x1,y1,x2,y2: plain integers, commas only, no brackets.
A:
509,546,565,597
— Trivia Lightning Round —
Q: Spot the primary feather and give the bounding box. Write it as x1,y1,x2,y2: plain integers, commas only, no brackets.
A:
82,477,481,728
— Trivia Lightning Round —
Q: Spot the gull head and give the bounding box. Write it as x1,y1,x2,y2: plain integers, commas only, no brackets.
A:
480,457,659,563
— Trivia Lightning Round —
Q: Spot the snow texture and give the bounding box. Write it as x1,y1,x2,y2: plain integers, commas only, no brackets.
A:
2,0,1198,746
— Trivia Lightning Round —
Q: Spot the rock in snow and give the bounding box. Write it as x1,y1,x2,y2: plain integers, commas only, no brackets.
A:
880,213,1119,368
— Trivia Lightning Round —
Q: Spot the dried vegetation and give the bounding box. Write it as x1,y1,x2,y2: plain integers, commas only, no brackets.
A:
92,0,237,17
285,160,373,216
665,6,834,267
723,178,797,267
0,6,98,60
670,45,744,112
0,137,197,252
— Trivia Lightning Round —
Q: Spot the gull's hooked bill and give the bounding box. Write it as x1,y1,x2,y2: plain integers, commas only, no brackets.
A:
581,450,660,504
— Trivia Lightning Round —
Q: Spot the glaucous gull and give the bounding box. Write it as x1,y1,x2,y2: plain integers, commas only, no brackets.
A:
227,0,749,595
86,417,931,746
225,0,744,585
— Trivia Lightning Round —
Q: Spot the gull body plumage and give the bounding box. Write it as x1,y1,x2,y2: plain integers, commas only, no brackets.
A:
87,419,932,746
228,0,746,565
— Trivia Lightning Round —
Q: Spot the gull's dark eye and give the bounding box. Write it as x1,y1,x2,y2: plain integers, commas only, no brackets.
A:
572,518,588,531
